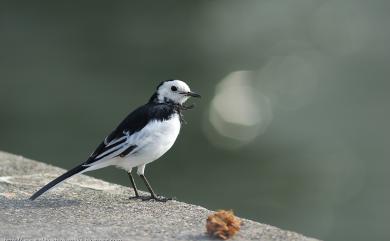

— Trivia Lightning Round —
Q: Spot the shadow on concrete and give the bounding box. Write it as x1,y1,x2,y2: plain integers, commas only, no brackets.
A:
0,197,81,209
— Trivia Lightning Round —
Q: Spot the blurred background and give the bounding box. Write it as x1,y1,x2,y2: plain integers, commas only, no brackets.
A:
1,1,389,240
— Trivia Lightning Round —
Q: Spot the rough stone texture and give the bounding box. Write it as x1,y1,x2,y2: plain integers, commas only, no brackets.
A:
0,151,319,241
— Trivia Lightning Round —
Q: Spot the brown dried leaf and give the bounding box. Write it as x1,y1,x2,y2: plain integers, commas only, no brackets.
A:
206,210,241,240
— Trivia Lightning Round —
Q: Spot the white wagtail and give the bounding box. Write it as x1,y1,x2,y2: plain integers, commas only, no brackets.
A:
29,80,200,202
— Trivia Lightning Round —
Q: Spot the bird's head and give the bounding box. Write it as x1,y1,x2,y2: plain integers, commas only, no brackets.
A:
150,80,201,105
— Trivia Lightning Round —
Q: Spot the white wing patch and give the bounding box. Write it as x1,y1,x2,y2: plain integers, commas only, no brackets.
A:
84,131,137,167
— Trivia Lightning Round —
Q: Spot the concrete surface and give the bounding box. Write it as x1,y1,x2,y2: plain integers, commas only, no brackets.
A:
0,151,320,241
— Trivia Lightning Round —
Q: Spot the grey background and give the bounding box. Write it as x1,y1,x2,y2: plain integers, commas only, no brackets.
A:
1,1,389,241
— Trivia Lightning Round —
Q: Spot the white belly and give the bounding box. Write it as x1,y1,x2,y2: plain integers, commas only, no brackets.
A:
115,114,181,171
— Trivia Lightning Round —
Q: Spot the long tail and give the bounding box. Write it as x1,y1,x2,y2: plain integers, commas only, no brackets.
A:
29,164,88,200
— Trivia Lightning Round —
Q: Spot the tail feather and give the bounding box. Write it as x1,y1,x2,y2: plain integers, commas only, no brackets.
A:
29,164,88,200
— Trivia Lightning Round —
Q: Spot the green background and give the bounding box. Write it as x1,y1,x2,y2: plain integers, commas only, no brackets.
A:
1,1,390,240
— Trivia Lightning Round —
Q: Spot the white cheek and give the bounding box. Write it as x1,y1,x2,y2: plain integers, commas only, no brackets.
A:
170,92,180,101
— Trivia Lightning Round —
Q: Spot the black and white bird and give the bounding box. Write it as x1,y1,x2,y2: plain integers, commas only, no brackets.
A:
29,80,200,202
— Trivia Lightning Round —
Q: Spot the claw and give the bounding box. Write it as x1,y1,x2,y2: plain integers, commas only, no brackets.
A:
129,196,142,200
141,195,172,202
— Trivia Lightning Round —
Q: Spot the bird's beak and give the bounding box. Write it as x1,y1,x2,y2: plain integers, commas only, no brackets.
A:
183,91,201,98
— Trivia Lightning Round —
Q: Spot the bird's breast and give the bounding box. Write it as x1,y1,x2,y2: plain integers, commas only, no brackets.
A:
149,114,181,142
131,114,181,162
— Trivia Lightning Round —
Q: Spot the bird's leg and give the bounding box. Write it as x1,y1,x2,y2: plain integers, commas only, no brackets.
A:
139,174,171,202
136,164,171,202
127,172,140,199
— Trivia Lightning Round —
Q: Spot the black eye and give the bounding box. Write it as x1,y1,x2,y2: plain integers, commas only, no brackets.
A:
171,86,178,91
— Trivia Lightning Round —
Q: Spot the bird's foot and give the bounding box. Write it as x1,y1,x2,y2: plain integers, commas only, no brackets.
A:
129,195,143,200
141,195,173,202
129,195,173,202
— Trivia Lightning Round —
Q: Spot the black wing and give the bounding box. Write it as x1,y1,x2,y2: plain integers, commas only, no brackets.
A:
83,103,177,166
83,104,150,165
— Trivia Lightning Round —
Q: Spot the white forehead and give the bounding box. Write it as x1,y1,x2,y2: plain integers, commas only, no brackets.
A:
160,80,190,91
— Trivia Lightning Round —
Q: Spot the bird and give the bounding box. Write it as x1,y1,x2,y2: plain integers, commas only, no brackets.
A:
29,79,200,202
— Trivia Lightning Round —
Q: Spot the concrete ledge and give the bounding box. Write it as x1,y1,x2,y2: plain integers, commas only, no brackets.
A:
0,151,319,241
